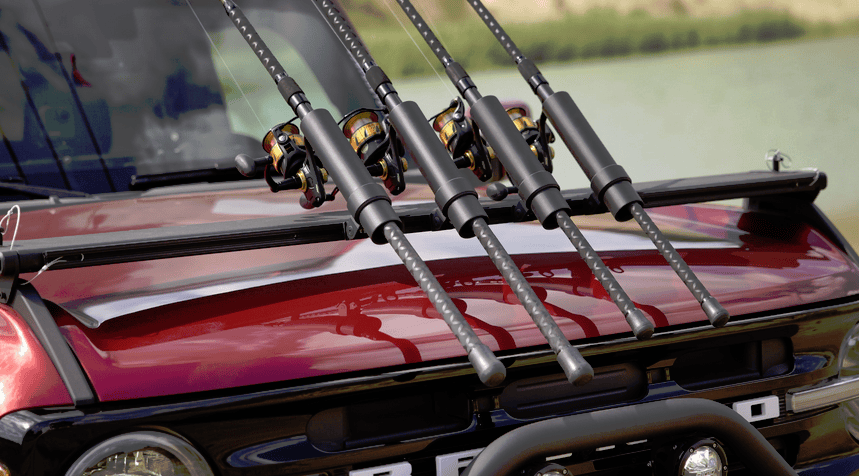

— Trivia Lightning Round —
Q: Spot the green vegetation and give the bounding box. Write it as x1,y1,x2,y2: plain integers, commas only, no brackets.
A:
350,9,859,79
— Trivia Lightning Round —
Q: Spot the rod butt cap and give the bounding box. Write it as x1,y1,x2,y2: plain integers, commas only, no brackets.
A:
702,296,730,327
626,309,655,340
558,346,594,386
469,344,506,387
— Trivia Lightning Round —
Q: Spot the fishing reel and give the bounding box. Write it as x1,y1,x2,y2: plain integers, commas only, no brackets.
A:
432,98,504,183
506,107,555,173
235,121,334,209
341,109,407,195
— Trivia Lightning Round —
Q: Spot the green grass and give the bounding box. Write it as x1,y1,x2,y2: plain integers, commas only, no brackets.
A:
352,9,859,79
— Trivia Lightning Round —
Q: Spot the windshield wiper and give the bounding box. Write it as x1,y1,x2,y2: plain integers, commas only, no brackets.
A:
129,167,254,191
0,180,90,199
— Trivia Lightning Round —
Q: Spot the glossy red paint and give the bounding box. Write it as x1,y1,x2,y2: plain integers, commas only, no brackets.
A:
39,203,859,402
0,306,73,418
14,186,346,240
22,185,434,310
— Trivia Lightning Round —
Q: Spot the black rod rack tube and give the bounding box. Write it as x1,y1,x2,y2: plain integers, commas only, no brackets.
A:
221,0,505,386
464,0,729,327
312,0,596,383
390,0,655,340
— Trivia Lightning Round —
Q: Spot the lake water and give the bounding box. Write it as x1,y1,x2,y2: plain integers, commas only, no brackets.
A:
395,36,859,249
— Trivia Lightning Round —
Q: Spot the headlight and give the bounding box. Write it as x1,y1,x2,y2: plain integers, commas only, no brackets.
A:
65,431,214,476
840,322,859,440
839,323,859,378
679,440,727,476
654,438,727,476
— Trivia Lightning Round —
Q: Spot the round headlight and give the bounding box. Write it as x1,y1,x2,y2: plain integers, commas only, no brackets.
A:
524,462,567,476
839,323,859,378
839,322,859,440
680,442,726,476
65,431,214,476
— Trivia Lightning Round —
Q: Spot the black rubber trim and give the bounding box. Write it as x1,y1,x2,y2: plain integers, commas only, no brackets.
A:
445,62,469,84
10,283,95,406
461,398,797,476
365,66,390,91
276,77,303,103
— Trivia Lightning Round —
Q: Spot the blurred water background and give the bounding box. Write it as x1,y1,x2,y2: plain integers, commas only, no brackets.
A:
394,37,859,248
348,0,859,250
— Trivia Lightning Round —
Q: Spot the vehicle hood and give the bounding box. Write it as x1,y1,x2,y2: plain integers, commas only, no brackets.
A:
12,187,859,402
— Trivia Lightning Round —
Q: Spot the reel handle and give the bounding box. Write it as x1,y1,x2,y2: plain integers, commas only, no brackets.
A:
235,154,269,177
486,182,518,201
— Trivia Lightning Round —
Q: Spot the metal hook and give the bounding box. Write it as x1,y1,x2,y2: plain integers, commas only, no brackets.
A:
0,205,21,250
765,149,792,172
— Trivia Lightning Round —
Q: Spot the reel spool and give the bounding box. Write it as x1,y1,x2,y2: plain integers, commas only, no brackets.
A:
432,98,504,183
236,122,333,209
342,110,407,195
506,107,555,173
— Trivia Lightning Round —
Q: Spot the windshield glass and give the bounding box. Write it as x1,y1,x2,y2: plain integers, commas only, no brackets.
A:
0,0,377,194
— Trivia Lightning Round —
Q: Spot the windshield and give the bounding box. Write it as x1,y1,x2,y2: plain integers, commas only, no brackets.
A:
0,0,377,194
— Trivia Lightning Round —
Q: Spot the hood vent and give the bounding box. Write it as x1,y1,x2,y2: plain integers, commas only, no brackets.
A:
499,364,647,419
306,391,470,452
672,338,792,391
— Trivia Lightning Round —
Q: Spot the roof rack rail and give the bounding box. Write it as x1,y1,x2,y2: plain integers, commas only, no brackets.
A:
0,169,824,303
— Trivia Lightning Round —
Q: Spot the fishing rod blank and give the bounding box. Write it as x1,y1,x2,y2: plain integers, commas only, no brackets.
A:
219,0,505,386
464,0,729,327
312,0,594,385
390,0,655,341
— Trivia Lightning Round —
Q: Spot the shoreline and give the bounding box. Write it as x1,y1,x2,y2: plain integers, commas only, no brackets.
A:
356,9,859,79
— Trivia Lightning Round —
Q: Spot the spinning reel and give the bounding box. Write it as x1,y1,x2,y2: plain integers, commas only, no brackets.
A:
341,109,407,195
506,107,555,173
486,107,556,201
235,121,334,209
431,98,504,183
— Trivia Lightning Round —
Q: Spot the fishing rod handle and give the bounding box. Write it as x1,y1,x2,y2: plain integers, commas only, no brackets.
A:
298,108,400,244
472,218,594,384
311,1,487,237
629,203,729,327
384,223,506,386
543,91,642,221
386,101,486,237
470,96,568,227
556,211,655,339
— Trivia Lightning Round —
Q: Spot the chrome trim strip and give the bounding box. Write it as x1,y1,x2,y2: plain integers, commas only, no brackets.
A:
787,375,859,413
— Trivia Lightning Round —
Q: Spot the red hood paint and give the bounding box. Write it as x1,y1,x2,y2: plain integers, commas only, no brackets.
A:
5,184,859,403
0,307,73,417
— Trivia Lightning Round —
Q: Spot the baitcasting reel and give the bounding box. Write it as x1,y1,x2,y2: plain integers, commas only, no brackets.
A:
235,121,334,209
341,109,407,195
432,98,504,183
506,107,555,173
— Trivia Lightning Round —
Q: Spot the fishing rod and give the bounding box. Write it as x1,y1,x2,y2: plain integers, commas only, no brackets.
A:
380,0,655,340
463,0,730,327
218,0,505,386
312,0,597,385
